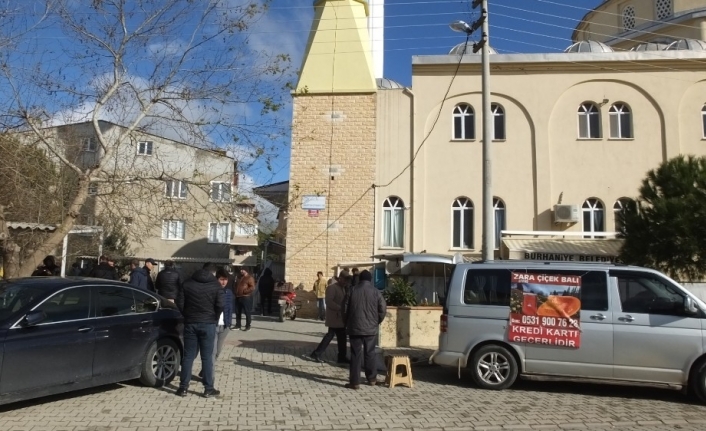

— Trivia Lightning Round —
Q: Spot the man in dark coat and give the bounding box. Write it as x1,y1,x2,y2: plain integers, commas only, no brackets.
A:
89,255,119,280
310,273,350,364
343,270,386,389
176,263,224,398
31,255,61,276
128,259,149,290
155,260,182,303
258,268,275,316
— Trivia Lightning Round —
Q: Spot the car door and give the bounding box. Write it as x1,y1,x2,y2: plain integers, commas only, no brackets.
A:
610,270,703,385
91,285,156,380
524,270,614,379
0,286,94,395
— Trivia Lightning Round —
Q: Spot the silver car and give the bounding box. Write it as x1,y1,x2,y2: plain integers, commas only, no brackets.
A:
430,261,706,402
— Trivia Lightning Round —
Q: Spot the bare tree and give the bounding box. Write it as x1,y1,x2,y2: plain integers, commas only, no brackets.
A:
0,0,292,275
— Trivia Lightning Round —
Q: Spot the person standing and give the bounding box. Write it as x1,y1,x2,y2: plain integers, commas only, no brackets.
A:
313,271,327,321
31,255,61,276
175,263,224,398
128,259,149,290
200,268,234,379
310,273,351,363
155,260,182,303
350,267,360,288
90,255,119,280
143,258,157,292
343,270,386,389
258,268,275,316
233,268,255,331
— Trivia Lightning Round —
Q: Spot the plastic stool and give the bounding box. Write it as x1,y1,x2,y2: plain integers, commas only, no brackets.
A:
385,355,413,388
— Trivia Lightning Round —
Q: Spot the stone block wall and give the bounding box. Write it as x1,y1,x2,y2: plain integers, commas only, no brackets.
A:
286,93,376,293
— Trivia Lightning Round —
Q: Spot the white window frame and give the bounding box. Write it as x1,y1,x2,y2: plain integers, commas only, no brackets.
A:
234,223,257,237
582,198,605,239
609,103,633,139
701,105,706,139
208,222,231,244
451,197,474,250
137,141,154,156
382,196,404,248
491,103,506,141
161,220,185,240
578,103,601,139
452,104,475,141
82,137,97,152
613,198,634,232
164,179,188,199
493,197,506,250
210,181,232,202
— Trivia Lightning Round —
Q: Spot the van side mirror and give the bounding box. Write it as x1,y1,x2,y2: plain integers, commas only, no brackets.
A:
684,297,699,315
21,310,47,327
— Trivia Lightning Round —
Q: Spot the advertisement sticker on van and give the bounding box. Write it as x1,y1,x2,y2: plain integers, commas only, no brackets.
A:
508,272,582,348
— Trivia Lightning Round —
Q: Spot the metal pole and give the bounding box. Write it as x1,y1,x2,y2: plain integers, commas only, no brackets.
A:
60,234,68,277
480,0,494,261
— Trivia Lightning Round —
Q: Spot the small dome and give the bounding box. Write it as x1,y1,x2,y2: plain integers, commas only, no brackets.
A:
665,38,706,51
376,78,404,90
564,40,614,53
449,41,497,56
631,41,670,51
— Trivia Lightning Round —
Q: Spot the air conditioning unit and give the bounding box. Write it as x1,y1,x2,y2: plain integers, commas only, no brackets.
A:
554,204,579,223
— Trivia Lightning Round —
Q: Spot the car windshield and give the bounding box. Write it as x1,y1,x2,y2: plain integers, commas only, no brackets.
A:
0,282,45,321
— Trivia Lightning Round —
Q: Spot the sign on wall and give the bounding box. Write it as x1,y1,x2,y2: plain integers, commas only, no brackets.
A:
520,252,621,263
301,195,326,210
508,272,582,348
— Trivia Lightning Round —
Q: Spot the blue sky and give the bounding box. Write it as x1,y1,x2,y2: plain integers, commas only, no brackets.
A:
263,0,605,184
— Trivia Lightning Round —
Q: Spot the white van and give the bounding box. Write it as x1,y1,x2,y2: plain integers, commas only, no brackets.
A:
429,261,706,402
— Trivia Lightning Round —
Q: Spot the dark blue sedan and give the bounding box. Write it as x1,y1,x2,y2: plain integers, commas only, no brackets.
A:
0,277,183,405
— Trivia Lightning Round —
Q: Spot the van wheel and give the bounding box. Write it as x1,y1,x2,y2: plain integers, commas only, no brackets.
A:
470,344,518,390
690,359,706,403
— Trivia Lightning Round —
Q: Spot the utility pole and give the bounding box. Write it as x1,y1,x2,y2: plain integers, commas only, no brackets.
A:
450,0,493,261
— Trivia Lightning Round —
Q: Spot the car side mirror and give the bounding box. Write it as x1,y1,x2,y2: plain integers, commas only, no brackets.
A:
685,296,699,315
22,310,47,327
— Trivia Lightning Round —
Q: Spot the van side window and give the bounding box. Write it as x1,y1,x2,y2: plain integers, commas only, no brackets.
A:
463,270,511,306
579,271,609,311
611,271,687,316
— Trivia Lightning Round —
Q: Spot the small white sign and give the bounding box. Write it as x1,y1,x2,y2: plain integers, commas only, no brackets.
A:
302,195,326,210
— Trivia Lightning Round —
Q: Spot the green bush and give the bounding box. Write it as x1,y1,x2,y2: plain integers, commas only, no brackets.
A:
383,277,417,307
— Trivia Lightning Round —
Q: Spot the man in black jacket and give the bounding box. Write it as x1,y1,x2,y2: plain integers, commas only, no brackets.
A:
89,255,119,280
175,263,224,398
343,270,386,389
155,260,182,303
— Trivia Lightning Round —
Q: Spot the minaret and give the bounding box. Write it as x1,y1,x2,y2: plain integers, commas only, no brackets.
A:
368,0,384,79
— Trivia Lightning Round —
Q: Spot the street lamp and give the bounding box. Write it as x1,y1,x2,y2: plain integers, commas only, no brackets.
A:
450,2,493,261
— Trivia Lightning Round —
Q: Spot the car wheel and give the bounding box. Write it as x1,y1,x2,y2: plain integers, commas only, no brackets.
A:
469,344,518,390
690,359,706,403
139,338,180,387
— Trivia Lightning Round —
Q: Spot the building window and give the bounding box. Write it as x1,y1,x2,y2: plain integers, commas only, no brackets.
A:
88,183,98,195
582,198,605,238
137,141,153,155
492,104,505,140
613,198,634,232
452,197,473,249
382,196,404,248
210,182,232,202
82,137,97,152
609,103,633,138
702,105,706,138
453,104,474,140
208,222,230,243
622,5,636,30
493,198,506,250
161,220,185,240
656,0,672,20
165,180,188,199
578,103,601,138
235,223,257,236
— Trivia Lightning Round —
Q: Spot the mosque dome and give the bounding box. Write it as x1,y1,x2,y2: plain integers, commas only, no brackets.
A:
665,38,706,51
449,41,497,55
631,41,671,51
564,40,614,53
376,78,404,90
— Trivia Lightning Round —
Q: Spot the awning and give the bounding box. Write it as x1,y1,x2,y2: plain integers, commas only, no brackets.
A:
503,238,624,263
371,252,468,264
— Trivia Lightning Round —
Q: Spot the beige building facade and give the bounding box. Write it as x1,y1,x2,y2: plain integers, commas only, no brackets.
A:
278,0,706,288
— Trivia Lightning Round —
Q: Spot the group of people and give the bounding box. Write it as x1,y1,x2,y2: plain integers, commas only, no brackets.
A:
310,268,387,389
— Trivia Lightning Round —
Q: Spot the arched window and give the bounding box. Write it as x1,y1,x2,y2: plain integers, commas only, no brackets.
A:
609,103,633,138
382,196,404,248
613,198,634,232
582,198,605,238
656,0,673,20
453,104,474,140
452,197,473,249
578,103,601,138
622,5,636,30
701,105,706,138
493,198,506,249
492,104,505,140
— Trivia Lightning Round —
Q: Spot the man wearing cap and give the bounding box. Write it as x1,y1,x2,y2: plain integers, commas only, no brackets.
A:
129,258,157,292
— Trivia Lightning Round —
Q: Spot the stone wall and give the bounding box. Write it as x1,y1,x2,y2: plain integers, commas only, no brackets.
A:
379,306,444,348
285,93,377,295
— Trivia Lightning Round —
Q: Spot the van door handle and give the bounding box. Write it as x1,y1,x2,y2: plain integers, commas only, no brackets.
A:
618,315,635,322
590,313,606,321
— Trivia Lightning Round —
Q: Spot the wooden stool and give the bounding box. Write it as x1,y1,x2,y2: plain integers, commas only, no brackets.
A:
385,355,413,388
